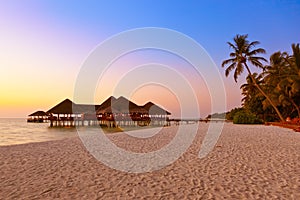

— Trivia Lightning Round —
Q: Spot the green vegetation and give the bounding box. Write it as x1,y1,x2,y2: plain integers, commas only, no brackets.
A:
232,110,263,124
226,107,243,121
222,35,300,123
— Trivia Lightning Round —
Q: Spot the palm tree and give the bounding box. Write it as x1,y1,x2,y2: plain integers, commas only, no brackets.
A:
263,51,289,85
277,79,300,117
279,43,300,117
240,73,262,105
222,34,285,122
288,43,300,95
240,73,266,119
291,43,300,70
263,50,300,118
262,51,288,108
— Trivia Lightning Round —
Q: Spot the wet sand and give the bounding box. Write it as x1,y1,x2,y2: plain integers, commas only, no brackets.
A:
0,123,299,199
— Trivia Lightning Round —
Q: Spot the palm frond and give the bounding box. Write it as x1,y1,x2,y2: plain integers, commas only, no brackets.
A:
292,81,300,94
222,58,235,67
227,42,237,52
225,63,236,77
233,63,244,82
248,48,266,56
292,43,300,70
248,56,267,68
229,52,236,57
249,59,264,68
246,41,260,52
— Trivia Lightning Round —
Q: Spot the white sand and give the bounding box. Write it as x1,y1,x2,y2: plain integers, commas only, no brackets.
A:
0,123,299,199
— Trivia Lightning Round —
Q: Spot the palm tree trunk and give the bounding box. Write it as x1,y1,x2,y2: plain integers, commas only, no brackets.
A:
244,63,286,122
290,99,300,118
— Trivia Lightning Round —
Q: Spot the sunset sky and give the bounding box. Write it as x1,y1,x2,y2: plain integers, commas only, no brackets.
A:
0,1,299,118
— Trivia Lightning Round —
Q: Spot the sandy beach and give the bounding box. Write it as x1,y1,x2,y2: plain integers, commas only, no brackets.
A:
0,123,299,199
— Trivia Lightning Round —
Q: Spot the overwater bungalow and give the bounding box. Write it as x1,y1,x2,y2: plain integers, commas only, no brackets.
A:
142,102,171,126
46,99,100,127
27,111,49,123
96,96,171,127
44,96,171,127
97,96,150,127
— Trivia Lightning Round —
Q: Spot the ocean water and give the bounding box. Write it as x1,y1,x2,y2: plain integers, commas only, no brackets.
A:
0,118,78,146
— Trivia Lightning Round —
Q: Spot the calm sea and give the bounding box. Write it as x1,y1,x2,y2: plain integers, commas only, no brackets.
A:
0,118,78,146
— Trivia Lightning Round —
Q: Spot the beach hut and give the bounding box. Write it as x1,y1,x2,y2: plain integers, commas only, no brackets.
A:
43,96,171,127
46,99,76,126
47,99,100,127
47,99,74,114
94,96,117,125
143,102,171,115
27,111,49,123
142,102,171,126
97,96,149,127
97,96,117,111
97,96,147,114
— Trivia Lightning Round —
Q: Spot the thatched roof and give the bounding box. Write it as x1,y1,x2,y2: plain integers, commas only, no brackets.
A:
73,104,100,114
143,102,171,115
97,96,117,110
112,96,147,113
96,96,117,114
46,97,171,116
47,99,74,114
97,96,148,114
28,111,49,117
47,99,100,114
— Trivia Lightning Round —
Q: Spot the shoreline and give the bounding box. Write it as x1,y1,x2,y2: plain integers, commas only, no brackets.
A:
0,124,174,147
1,122,298,148
0,122,298,148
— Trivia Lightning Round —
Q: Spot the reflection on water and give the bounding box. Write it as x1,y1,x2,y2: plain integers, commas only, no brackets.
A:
0,118,170,146
0,118,78,146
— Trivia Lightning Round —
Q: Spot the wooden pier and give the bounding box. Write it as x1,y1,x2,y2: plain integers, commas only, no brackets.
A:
169,118,229,125
48,114,170,128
